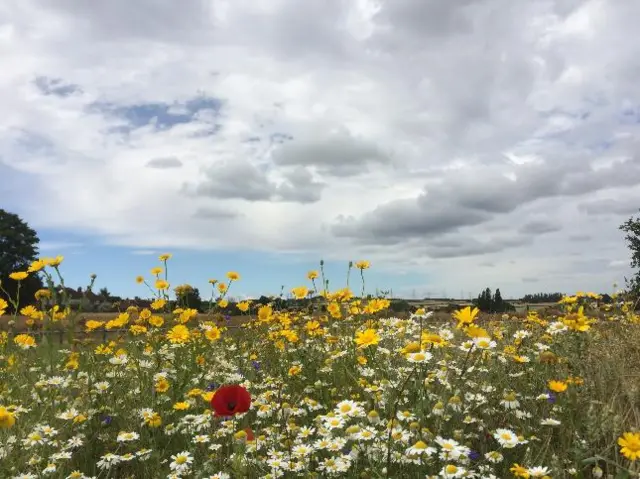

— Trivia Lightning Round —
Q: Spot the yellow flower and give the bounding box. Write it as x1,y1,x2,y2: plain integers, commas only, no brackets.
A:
34,289,51,300
226,271,240,281
0,406,16,429
354,329,380,349
208,278,218,285
355,260,370,270
0,298,8,316
155,279,169,290
237,301,250,313
148,315,164,328
205,326,222,342
452,306,479,329
218,299,229,308
28,259,46,273
14,334,36,349
173,401,190,411
288,365,302,376
217,282,228,293
291,286,309,299
9,271,28,281
166,325,190,344
178,308,198,323
135,275,144,284
618,431,640,461
150,298,166,310
155,378,170,393
327,302,341,319
159,253,172,261
145,412,162,427
150,267,163,276
258,305,273,322
50,255,64,266
510,463,530,478
85,320,104,331
129,325,148,336
465,324,490,339
548,380,568,393
307,270,319,280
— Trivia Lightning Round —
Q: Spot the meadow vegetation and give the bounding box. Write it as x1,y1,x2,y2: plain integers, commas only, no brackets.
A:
0,254,639,478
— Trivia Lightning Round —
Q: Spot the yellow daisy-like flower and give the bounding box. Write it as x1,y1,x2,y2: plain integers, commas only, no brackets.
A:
166,324,190,344
9,271,28,281
291,286,309,299
159,253,172,261
155,279,169,290
354,328,380,349
355,260,370,270
453,306,479,329
0,406,16,429
226,271,240,281
548,380,568,393
0,298,9,316
618,432,640,461
307,270,319,280
14,334,36,349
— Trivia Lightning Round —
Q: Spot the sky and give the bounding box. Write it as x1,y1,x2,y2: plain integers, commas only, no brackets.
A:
1,0,639,300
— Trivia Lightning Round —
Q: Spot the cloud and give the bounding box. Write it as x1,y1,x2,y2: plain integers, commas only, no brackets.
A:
1,0,640,296
184,161,325,203
146,157,183,169
578,198,640,216
518,220,562,235
272,128,390,177
34,76,81,97
192,206,241,220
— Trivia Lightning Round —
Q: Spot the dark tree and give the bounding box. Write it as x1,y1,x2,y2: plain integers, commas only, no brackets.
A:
620,211,640,294
98,287,111,300
473,286,515,313
175,285,203,312
521,292,564,303
0,209,44,312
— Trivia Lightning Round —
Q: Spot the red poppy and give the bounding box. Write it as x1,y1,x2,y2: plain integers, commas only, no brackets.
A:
244,427,255,441
210,384,251,417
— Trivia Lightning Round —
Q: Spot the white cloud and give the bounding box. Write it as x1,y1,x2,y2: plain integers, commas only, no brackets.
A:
1,0,639,295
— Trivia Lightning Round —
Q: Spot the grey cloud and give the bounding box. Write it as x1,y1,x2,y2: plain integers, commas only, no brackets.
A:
333,199,490,243
518,220,561,235
521,277,539,283
578,198,639,216
184,161,325,204
333,158,640,243
41,0,213,43
422,235,531,259
272,129,389,177
569,234,591,242
192,206,240,220
146,157,183,169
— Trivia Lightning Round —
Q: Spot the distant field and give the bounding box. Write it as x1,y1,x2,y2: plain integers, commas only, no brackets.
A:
0,301,557,334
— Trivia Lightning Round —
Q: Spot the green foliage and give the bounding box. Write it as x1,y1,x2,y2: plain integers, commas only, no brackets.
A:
521,292,564,303
0,209,43,312
473,286,515,313
619,210,640,296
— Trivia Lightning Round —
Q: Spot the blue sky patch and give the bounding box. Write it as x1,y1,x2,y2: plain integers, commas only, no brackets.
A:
34,76,81,97
89,95,224,134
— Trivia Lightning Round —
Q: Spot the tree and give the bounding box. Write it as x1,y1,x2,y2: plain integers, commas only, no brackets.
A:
98,287,111,300
0,209,44,312
619,211,640,294
473,286,515,313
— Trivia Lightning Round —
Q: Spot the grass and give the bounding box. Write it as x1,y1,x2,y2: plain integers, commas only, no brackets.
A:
0,256,639,478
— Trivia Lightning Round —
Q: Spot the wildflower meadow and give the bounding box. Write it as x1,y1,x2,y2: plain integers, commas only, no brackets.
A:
0,254,639,479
